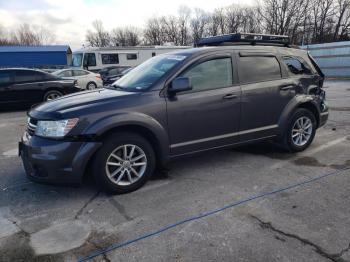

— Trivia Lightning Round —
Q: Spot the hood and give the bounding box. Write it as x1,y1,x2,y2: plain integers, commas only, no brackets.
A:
30,88,137,119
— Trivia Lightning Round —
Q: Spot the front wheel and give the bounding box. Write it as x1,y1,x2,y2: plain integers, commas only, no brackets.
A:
283,108,317,152
92,132,156,194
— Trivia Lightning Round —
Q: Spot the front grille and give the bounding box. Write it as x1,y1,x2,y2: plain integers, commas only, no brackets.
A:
27,117,37,136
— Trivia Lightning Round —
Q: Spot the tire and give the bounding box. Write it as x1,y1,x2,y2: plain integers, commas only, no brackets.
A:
92,132,156,194
43,90,63,102
86,82,97,90
283,108,317,152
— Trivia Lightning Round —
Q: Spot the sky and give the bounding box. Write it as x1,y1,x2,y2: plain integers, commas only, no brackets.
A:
0,0,254,50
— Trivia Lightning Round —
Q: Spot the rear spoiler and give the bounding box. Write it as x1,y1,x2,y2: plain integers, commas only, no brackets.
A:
308,52,324,78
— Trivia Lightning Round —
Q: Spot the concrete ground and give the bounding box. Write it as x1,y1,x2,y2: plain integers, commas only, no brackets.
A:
0,80,349,262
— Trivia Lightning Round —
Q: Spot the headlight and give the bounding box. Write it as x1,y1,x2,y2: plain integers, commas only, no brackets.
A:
35,118,79,138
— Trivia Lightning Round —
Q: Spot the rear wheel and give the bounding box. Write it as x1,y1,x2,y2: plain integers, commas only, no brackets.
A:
43,90,63,101
86,82,97,90
92,132,156,194
283,108,316,152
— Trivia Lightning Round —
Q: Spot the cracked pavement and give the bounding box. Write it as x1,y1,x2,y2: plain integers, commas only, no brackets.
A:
0,80,350,262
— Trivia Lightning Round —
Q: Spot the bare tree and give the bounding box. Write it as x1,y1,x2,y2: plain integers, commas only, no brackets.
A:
191,8,210,44
110,27,140,46
143,18,163,45
86,20,110,47
333,0,350,40
177,6,192,45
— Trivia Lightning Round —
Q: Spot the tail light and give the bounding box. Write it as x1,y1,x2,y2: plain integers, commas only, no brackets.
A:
95,74,102,80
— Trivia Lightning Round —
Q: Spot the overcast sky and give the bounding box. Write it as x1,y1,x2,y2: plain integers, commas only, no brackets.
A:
0,0,255,50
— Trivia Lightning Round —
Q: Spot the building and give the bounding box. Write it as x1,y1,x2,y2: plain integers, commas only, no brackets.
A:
0,45,72,68
301,41,350,78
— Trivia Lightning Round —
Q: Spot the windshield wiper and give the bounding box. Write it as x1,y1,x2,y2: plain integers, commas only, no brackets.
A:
110,84,125,90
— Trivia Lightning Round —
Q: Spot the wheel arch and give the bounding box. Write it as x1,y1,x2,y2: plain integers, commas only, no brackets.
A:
84,113,170,168
278,96,321,136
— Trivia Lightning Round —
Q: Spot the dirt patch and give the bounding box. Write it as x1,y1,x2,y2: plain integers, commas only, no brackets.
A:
293,156,327,167
329,160,350,170
0,232,63,262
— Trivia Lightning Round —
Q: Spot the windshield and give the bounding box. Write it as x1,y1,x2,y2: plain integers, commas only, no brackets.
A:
112,54,186,91
71,53,83,67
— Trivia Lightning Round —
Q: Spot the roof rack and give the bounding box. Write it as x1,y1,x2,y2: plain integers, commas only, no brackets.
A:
196,33,290,47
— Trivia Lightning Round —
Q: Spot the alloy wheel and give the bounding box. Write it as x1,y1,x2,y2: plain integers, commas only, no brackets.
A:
291,116,313,146
105,144,147,186
46,92,61,101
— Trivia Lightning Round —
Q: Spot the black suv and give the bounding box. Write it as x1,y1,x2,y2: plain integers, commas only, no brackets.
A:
0,68,80,106
19,34,328,194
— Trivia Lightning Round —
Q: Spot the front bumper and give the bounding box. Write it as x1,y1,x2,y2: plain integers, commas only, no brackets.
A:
19,133,101,185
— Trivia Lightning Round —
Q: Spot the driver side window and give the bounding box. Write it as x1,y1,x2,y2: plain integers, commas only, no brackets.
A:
181,57,233,92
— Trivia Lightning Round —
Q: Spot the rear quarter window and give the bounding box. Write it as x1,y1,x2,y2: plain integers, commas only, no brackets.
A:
238,56,281,84
282,56,312,75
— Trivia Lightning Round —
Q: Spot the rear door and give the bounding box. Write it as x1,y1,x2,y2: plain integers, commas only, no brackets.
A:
237,52,295,141
0,70,15,104
166,53,241,155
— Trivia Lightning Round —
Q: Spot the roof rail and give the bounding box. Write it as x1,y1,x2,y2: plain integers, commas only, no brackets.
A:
196,33,290,47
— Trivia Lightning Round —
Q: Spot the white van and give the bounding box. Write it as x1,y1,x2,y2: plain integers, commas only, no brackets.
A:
71,46,190,72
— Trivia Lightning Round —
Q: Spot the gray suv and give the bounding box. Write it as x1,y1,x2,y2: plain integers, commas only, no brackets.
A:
19,34,329,194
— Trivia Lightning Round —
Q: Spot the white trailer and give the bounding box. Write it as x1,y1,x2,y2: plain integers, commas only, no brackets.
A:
71,46,190,71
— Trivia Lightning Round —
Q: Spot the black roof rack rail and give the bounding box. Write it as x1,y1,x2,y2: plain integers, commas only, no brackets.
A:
196,33,290,47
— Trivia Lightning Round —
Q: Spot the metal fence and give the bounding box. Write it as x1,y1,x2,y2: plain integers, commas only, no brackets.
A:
301,41,350,78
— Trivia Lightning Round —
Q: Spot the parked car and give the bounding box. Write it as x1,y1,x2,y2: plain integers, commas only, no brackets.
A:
52,69,102,90
104,67,133,86
99,66,131,86
0,68,80,106
19,33,328,194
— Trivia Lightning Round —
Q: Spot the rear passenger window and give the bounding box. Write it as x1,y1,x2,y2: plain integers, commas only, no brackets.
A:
59,70,73,77
15,71,37,83
283,56,312,75
73,70,89,76
182,57,233,92
239,56,281,84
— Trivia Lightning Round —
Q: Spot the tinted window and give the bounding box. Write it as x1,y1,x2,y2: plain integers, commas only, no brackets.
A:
101,54,119,64
239,56,281,84
35,71,51,81
127,54,137,60
114,54,186,91
73,70,89,76
84,53,96,66
283,56,312,75
15,70,37,83
182,57,233,92
59,70,73,77
0,71,12,84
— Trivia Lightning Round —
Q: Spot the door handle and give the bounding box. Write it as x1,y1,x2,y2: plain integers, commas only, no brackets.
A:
280,84,295,91
223,94,238,99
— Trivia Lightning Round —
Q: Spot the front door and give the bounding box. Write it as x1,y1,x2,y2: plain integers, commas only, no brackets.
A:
166,54,241,155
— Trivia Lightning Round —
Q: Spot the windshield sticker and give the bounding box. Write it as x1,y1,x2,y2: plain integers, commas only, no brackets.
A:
166,55,186,61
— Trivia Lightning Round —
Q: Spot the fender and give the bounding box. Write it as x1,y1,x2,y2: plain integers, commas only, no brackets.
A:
277,95,321,136
83,112,170,165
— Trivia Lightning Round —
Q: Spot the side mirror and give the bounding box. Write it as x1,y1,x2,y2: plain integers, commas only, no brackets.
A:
168,77,192,95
